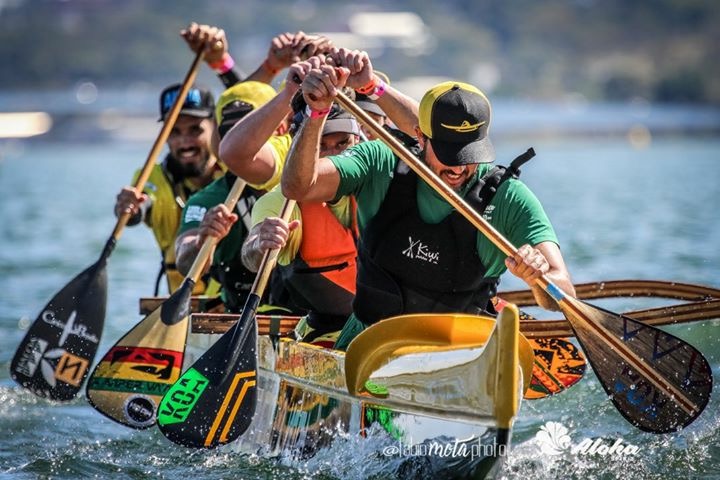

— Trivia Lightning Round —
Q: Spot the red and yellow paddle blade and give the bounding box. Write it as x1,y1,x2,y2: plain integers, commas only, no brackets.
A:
86,281,192,429
524,337,587,400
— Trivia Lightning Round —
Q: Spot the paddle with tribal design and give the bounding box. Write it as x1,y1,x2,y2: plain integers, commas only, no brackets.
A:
86,177,246,429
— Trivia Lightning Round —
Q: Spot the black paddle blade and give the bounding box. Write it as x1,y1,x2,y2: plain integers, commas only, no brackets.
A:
157,319,258,448
10,261,107,401
562,297,712,433
85,279,194,429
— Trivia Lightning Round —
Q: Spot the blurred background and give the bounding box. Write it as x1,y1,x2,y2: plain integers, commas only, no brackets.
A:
1,0,719,143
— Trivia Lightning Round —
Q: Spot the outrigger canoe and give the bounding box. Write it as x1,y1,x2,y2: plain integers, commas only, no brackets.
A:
136,279,719,478
178,306,533,479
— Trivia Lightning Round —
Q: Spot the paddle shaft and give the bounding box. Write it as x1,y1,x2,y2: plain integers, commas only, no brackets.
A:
335,91,701,419
223,197,297,377
185,178,247,282
111,50,205,241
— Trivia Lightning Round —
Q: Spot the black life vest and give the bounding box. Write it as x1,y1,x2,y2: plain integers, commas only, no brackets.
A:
353,148,535,325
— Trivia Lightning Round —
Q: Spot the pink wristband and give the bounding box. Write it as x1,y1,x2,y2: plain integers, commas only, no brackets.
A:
209,53,235,74
305,104,331,119
368,78,386,100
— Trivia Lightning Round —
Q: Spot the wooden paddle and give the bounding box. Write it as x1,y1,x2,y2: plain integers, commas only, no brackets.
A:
9,50,205,402
157,198,296,448
335,91,712,434
86,177,246,429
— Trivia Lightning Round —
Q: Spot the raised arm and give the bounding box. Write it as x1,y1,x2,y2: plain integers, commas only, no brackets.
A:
327,48,419,137
219,57,323,186
245,31,334,84
280,65,348,203
181,22,244,87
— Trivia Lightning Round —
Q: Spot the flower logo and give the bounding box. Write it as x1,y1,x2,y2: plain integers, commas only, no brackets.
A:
535,421,572,455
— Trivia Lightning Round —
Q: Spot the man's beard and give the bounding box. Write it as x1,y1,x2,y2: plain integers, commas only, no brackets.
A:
419,148,471,191
167,151,210,179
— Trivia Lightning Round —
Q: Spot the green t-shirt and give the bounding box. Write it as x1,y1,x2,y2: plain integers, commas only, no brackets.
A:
178,174,249,267
178,132,293,262
329,140,558,278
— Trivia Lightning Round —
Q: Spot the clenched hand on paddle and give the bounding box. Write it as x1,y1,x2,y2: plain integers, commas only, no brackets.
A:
334,90,712,434
86,175,247,428
156,198,296,448
10,50,206,402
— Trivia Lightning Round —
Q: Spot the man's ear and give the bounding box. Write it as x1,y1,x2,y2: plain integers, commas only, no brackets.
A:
415,126,426,149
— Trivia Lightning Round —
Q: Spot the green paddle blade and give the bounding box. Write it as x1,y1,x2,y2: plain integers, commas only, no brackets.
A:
157,316,258,448
10,242,112,401
86,279,194,429
560,296,712,433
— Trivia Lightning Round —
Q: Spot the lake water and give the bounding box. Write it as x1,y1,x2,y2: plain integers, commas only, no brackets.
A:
1,122,719,478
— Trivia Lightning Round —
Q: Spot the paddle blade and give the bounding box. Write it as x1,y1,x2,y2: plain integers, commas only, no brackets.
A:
10,261,107,401
561,297,712,433
524,337,587,400
157,318,258,448
86,280,193,429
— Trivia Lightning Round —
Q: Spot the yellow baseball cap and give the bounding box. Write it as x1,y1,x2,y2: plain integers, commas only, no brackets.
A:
215,81,277,138
418,81,495,166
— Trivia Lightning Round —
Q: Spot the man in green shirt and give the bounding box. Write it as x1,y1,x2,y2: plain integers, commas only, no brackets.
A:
281,52,575,349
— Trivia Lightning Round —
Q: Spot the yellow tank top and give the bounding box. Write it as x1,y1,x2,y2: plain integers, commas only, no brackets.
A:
133,162,223,294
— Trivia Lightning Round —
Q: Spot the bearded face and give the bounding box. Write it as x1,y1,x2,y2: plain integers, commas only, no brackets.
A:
166,115,215,178
419,140,478,192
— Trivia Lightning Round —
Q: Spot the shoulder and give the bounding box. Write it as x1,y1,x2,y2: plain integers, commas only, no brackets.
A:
135,163,171,194
250,186,299,224
253,186,285,212
186,176,229,207
494,177,542,208
330,140,397,174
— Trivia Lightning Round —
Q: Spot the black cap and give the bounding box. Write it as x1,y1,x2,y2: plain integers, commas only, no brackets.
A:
158,84,215,122
419,81,495,166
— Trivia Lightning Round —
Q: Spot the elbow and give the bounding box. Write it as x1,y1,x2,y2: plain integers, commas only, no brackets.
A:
281,176,309,201
219,138,240,171
175,255,191,277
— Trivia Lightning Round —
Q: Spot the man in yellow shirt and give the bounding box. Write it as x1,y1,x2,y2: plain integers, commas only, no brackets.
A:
240,103,362,346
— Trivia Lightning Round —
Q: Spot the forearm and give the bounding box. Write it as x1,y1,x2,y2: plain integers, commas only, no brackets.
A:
281,116,325,201
220,89,293,178
217,68,244,88
244,60,278,85
375,85,420,137
175,231,202,276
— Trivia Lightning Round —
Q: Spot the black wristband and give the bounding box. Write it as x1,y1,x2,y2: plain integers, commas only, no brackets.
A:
218,68,243,88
